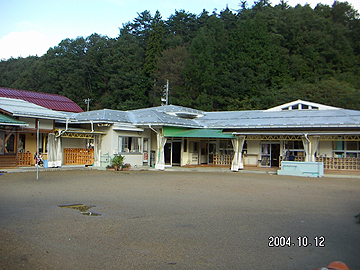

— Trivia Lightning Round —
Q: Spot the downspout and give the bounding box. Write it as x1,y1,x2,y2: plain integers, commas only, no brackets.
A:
149,124,159,134
304,133,310,144
91,121,94,133
56,117,69,138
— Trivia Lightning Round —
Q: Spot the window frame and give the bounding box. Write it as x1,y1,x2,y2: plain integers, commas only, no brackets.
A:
118,136,142,154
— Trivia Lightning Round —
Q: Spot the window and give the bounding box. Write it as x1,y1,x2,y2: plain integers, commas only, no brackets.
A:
0,131,4,155
2,128,16,154
333,141,360,158
19,134,25,153
118,136,142,153
39,134,48,153
189,141,198,153
284,140,304,157
219,139,234,155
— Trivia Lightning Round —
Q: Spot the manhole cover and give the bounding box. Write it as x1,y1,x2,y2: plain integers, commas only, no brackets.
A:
59,204,101,216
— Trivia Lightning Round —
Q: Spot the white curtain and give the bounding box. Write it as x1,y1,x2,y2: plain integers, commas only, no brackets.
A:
302,135,310,162
47,133,57,167
311,136,320,162
231,136,245,171
155,132,167,170
94,135,101,166
55,136,62,167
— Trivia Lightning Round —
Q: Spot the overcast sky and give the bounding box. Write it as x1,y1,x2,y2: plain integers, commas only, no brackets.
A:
1,0,359,60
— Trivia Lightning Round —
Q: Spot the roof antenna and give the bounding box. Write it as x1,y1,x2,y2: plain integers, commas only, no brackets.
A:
161,80,169,106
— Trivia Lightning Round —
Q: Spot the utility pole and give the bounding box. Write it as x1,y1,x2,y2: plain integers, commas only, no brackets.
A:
36,120,39,180
84,98,91,111
161,80,169,106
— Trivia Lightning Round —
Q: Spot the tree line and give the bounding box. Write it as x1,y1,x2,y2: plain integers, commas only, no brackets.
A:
0,1,359,111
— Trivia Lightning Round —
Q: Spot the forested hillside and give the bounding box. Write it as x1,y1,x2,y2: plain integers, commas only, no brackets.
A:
1,1,359,111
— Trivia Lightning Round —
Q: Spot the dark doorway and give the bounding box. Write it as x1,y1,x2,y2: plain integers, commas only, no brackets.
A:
164,141,181,166
165,142,171,165
271,144,280,167
172,142,181,165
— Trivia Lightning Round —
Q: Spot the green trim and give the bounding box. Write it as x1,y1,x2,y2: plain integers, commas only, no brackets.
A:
0,114,27,125
163,126,235,138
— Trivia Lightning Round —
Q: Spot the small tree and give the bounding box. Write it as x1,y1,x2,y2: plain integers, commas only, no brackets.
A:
111,155,125,169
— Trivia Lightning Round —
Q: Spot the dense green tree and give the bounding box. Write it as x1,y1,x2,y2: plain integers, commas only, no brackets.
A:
156,46,189,106
0,2,359,111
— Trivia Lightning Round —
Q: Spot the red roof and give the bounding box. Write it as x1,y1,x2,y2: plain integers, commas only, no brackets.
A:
0,87,83,113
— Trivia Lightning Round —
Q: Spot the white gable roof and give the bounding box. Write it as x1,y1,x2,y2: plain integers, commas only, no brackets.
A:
266,99,340,111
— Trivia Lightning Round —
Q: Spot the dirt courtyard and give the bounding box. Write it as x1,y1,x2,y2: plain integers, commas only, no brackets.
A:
0,170,359,269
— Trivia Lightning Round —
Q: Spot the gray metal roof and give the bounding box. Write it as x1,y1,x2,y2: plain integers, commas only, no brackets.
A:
67,105,204,128
0,97,67,120
61,102,360,131
199,109,360,129
129,105,203,127
70,109,131,123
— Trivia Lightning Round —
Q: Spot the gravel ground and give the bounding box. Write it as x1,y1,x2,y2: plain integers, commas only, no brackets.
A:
0,170,359,269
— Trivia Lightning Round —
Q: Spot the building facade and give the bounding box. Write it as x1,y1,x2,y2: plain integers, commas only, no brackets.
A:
1,90,359,172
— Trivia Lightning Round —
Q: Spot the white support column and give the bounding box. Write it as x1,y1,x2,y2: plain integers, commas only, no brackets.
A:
155,132,167,170
231,136,246,171
47,133,57,167
302,134,311,162
310,136,320,162
55,136,62,167
94,134,101,167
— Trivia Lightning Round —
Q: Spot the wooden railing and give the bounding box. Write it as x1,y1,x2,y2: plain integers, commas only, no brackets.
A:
316,157,360,171
280,156,306,162
63,148,94,165
280,156,360,170
213,154,233,166
17,152,32,166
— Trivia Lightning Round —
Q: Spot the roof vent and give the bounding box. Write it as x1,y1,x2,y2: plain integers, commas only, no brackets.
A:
165,111,203,119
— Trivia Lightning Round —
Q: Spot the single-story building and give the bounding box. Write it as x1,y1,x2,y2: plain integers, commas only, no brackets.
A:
0,88,83,168
1,88,359,172
0,113,28,167
0,97,66,168
64,100,360,171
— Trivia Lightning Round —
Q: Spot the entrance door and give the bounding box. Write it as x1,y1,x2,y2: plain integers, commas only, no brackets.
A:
172,142,181,166
260,143,280,167
200,141,217,165
164,141,182,166
200,142,208,164
208,142,216,164
165,142,171,165
271,143,280,167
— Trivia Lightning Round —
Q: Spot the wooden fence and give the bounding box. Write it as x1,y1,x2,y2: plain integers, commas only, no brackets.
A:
213,154,233,165
63,148,94,165
316,157,360,171
17,152,32,166
280,156,360,170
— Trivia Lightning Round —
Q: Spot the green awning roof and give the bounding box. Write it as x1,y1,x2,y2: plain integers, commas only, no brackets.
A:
163,126,235,138
0,114,27,126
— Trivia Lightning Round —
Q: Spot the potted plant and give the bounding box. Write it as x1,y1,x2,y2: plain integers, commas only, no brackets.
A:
122,163,131,171
111,155,125,171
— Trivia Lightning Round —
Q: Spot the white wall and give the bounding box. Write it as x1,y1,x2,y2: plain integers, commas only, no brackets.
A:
245,140,260,166
39,119,54,130
19,117,35,129
99,126,153,168
318,141,333,157
18,117,54,130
